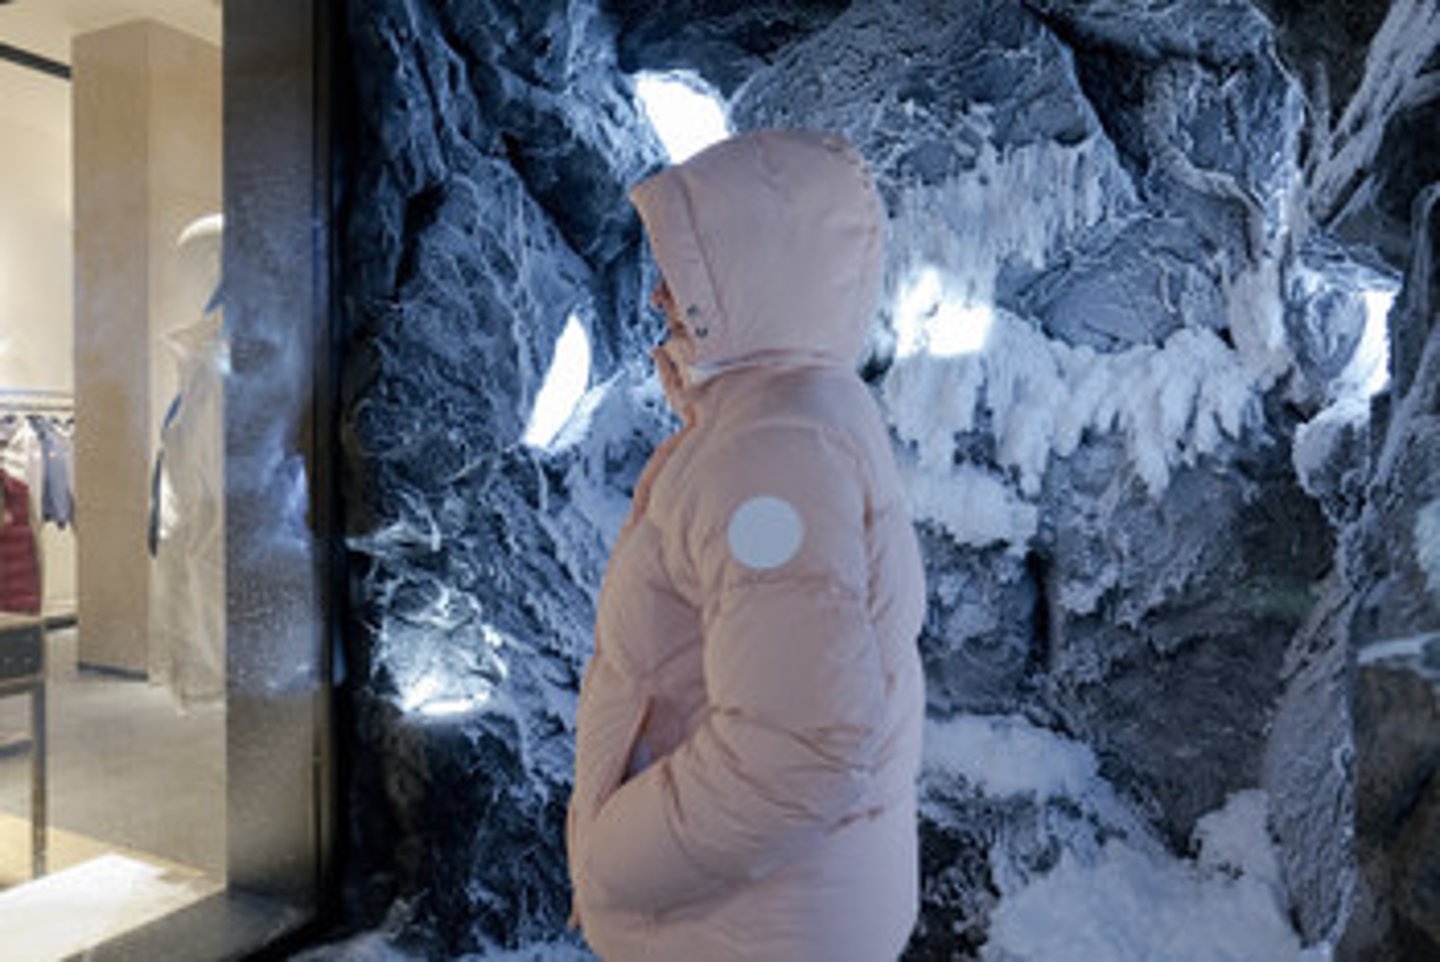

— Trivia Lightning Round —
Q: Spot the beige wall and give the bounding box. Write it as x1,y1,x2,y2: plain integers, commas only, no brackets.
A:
73,20,220,673
0,63,72,393
0,59,78,620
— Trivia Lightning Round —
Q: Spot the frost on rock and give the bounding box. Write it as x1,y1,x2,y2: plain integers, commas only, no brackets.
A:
1292,398,1370,523
924,714,1110,804
1333,183,1440,955
338,0,667,954
901,462,1040,554
1418,500,1440,602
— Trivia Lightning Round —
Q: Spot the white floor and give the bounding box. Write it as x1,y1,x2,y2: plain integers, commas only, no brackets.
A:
0,853,220,961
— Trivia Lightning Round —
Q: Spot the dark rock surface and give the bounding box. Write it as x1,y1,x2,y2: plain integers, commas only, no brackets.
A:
311,0,1440,958
338,0,664,953
1335,189,1440,958
599,0,849,95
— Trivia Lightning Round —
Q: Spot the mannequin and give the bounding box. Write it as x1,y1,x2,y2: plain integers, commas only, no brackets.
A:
150,214,226,707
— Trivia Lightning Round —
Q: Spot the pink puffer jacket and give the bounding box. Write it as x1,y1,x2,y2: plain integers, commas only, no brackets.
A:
568,130,927,961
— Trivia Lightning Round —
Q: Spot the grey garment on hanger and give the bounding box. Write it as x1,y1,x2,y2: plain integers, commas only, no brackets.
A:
29,416,75,528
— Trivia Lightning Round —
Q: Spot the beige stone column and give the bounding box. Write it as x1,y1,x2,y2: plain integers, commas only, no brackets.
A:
72,21,220,675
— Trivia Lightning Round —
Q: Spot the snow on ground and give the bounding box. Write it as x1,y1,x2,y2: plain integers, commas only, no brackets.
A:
927,714,1331,962
983,831,1326,962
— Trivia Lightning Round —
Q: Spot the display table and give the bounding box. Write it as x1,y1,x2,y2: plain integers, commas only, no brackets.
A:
0,615,45,878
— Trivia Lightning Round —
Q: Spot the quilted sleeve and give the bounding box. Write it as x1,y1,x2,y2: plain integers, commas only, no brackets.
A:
583,421,885,914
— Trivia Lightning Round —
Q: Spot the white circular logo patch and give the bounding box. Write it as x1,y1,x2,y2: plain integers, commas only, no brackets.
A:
727,496,804,570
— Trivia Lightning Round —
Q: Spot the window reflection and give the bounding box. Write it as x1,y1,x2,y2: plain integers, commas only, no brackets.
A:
0,3,229,955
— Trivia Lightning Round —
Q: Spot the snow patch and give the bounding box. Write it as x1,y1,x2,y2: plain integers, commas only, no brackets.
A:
391,620,509,720
1291,396,1368,497
985,791,1322,962
925,720,1321,962
1223,257,1293,384
902,463,1039,553
925,714,1102,802
1193,789,1285,896
984,839,1315,962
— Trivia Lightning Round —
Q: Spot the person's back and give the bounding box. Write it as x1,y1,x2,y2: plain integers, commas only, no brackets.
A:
568,129,927,961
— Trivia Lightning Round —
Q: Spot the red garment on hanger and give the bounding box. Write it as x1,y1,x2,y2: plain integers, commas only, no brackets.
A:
0,471,42,614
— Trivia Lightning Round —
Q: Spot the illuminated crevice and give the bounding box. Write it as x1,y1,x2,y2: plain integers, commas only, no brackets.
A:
522,312,592,450
634,70,730,163
894,264,995,359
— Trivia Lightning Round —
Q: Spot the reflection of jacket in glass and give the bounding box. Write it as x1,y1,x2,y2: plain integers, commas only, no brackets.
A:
568,130,928,962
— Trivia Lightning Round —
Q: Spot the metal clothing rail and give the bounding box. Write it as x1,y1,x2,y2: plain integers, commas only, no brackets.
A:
0,388,72,398
0,389,74,415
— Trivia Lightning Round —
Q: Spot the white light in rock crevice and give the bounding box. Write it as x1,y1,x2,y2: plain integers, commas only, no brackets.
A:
403,680,493,719
399,671,494,719
415,693,491,718
1352,288,1395,398
634,71,730,163
523,312,592,450
894,265,994,359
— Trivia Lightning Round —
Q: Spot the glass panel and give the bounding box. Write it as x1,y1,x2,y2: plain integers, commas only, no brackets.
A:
0,1,331,956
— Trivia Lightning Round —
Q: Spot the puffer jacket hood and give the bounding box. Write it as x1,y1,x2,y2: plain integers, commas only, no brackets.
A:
629,129,886,372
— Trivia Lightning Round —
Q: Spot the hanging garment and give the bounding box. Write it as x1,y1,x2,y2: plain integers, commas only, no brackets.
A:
0,471,42,615
0,417,44,524
28,416,75,529
151,312,227,707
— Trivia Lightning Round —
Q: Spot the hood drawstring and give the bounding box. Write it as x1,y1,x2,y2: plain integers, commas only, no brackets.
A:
652,343,698,425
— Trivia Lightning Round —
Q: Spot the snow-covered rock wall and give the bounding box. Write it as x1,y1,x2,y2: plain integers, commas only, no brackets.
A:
319,1,1440,959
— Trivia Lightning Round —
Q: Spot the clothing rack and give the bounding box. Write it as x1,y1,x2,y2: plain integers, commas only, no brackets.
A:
0,389,74,415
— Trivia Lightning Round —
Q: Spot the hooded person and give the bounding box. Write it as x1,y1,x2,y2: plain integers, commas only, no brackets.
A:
567,129,928,961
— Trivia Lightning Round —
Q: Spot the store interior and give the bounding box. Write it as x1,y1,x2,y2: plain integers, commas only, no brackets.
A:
0,0,226,955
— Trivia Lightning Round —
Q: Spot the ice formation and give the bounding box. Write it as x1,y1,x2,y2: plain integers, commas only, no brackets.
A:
887,307,1261,507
